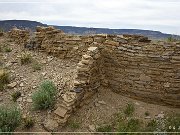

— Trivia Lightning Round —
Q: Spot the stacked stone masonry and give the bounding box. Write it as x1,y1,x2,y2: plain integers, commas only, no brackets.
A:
7,26,180,107
8,28,30,46
43,46,102,131
7,26,180,130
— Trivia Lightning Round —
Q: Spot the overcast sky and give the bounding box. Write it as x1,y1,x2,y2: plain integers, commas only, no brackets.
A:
0,0,180,34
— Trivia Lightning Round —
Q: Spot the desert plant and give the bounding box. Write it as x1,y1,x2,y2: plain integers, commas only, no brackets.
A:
68,120,80,129
32,80,57,110
32,61,41,71
0,69,9,91
117,118,140,134
144,119,158,132
0,105,21,133
11,91,21,102
145,111,150,116
4,47,12,52
165,113,180,132
123,103,135,117
0,46,2,52
167,36,177,42
20,53,32,65
23,116,35,129
96,124,112,133
0,28,4,33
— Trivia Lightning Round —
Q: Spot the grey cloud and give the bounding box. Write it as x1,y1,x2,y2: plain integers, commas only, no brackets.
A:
0,0,180,34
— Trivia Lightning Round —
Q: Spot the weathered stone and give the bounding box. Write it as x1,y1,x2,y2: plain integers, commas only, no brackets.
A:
140,74,151,82
54,106,68,118
7,82,17,89
97,100,106,105
62,92,77,103
164,82,170,88
88,47,98,52
105,40,119,46
82,54,92,60
27,98,32,103
88,125,96,132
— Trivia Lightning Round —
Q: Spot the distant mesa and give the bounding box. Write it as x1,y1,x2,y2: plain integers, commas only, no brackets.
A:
0,20,179,40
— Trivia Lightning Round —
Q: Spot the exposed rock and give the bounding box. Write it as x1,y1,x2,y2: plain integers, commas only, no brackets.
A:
54,106,68,118
42,72,47,76
17,97,23,102
62,92,77,103
97,100,106,105
7,82,17,89
19,82,24,87
145,116,151,119
88,124,96,132
27,98,32,103
156,113,165,119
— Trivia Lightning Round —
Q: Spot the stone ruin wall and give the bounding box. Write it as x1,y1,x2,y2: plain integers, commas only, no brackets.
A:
8,28,30,46
7,27,180,108
101,39,180,107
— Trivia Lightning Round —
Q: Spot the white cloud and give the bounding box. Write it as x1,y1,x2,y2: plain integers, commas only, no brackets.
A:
0,0,180,34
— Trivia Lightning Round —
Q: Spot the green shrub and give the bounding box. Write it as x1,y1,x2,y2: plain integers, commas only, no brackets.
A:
32,81,57,110
145,111,150,116
0,46,2,52
32,61,41,71
0,105,21,133
145,119,158,132
68,120,80,129
117,118,140,134
23,116,35,129
11,91,21,102
165,113,180,132
96,124,112,132
167,36,176,42
20,53,32,65
4,47,12,52
123,103,135,117
0,28,4,33
0,69,9,91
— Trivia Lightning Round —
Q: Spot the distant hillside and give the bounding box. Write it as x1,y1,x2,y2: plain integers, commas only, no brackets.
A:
53,25,180,40
0,20,47,31
0,20,179,40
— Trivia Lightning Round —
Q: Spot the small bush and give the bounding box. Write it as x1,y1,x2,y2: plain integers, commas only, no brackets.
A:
23,116,35,129
4,47,12,52
32,61,41,71
96,124,112,132
68,120,80,129
165,113,180,132
123,103,135,117
11,91,21,102
145,111,150,116
145,119,158,132
0,69,9,91
0,46,2,52
20,53,32,65
32,80,57,110
117,118,140,133
167,36,176,42
0,105,21,132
